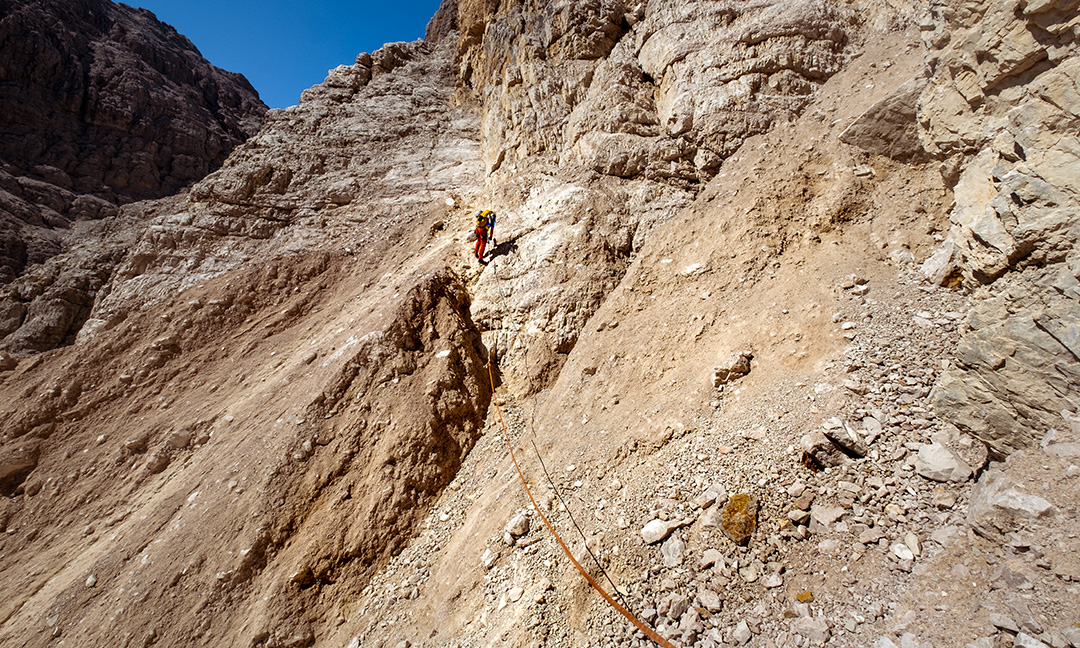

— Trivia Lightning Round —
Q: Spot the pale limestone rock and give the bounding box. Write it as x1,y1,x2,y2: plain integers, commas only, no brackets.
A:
915,442,973,482
840,76,929,162
968,469,1057,540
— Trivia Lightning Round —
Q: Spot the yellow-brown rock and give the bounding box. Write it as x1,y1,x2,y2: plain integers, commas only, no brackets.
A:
720,493,759,546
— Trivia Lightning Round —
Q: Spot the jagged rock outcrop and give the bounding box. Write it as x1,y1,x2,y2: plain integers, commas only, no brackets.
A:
0,0,266,284
916,0,1080,456
458,0,852,181
0,33,479,355
455,0,856,392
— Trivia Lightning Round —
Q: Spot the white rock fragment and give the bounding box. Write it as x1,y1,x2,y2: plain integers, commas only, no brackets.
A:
904,532,921,557
699,548,725,570
915,442,973,482
505,512,529,538
661,534,685,567
1014,633,1051,648
641,518,685,544
698,588,723,613
891,543,915,561
791,617,830,643
763,573,784,588
731,620,752,645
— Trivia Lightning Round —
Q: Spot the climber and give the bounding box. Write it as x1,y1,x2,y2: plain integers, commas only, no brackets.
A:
474,209,496,263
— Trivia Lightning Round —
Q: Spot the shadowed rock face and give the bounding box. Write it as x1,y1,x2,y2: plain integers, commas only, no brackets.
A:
0,0,266,283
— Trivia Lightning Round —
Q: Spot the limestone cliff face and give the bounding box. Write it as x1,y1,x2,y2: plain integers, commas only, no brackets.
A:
448,0,859,391
914,0,1080,455
458,0,851,180
0,0,266,283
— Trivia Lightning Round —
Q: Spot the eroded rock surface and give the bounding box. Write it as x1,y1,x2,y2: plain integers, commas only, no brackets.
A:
0,0,266,286
917,0,1080,456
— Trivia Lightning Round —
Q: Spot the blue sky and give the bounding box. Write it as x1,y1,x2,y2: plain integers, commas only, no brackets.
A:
130,0,445,109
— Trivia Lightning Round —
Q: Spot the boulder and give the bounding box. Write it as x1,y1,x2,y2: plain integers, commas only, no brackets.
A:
823,419,868,458
0,439,40,496
801,430,849,468
505,512,530,538
840,76,930,162
915,443,973,482
791,617,831,643
712,351,753,387
968,470,1056,540
642,518,685,545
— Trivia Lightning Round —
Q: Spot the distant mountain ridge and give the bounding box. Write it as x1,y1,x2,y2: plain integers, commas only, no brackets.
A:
0,0,266,283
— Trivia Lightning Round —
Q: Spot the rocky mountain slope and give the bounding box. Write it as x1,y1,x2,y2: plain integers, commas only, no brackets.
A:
0,0,266,311
1,1,1078,647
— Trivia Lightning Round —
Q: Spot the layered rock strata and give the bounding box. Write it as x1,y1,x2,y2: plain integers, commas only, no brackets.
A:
916,0,1080,455
0,0,266,283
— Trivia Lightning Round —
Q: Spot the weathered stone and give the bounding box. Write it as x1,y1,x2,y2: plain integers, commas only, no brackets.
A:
698,588,723,614
990,613,1020,633
642,518,684,545
1061,627,1080,648
968,470,1056,540
699,548,725,571
915,443,973,482
991,566,1033,591
809,504,845,534
693,483,728,509
731,620,752,645
505,512,529,538
823,419,868,458
891,543,915,561
719,494,758,546
802,430,849,468
144,451,170,475
124,435,149,454
713,351,753,387
665,593,691,621
0,439,40,496
787,509,811,525
661,533,685,567
166,429,193,450
840,76,930,162
1015,633,1052,648
1005,596,1044,634
791,616,831,643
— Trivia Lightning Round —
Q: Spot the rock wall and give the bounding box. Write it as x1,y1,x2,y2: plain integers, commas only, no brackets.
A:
916,0,1080,455
456,0,852,181
0,0,266,283
447,0,859,392
0,33,480,355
